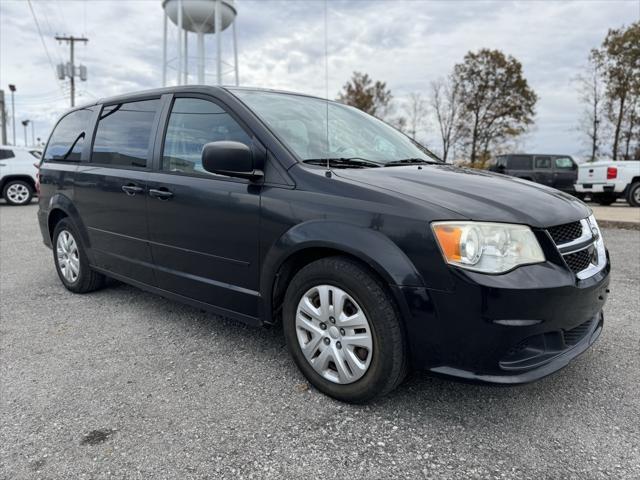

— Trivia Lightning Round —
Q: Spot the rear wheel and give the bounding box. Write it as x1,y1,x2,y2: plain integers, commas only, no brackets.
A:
283,256,407,403
2,180,33,205
594,194,615,206
53,219,105,293
627,182,640,207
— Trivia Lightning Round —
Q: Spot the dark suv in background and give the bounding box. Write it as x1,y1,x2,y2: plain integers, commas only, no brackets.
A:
37,86,609,403
492,154,579,195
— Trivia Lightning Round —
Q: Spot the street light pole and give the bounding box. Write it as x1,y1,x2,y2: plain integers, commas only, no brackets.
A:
8,84,16,145
21,120,29,147
31,122,35,147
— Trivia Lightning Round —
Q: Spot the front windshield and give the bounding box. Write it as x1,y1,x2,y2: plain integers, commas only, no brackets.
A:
232,90,440,165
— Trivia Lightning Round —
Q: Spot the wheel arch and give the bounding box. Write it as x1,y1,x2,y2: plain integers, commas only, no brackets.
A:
260,220,424,325
0,175,36,193
46,194,92,249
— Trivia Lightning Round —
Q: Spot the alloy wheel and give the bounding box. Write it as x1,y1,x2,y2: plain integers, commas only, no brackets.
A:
295,285,373,384
56,230,80,283
6,183,30,204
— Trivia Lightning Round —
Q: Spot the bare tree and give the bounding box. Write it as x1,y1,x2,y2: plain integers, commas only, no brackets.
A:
402,93,428,140
576,51,606,161
430,76,463,162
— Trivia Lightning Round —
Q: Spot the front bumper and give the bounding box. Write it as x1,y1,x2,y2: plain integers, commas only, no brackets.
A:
395,256,610,384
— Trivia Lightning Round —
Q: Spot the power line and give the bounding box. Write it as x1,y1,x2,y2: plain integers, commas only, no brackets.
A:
26,0,67,98
36,2,66,64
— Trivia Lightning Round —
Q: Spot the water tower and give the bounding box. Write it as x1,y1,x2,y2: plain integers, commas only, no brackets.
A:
161,0,239,86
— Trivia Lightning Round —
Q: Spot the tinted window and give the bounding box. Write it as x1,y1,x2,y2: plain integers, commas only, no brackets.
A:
508,155,532,170
555,157,574,169
43,108,93,162
0,149,15,160
92,99,160,168
535,156,551,169
162,98,251,175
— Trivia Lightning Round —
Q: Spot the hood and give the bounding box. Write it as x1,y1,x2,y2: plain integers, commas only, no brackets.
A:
334,164,590,228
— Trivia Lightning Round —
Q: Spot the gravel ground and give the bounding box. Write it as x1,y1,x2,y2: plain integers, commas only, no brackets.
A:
1,204,639,479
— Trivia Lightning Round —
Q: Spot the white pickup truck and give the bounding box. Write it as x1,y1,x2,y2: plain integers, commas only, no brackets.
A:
575,160,640,207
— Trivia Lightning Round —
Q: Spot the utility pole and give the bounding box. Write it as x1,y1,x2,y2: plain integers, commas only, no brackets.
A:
8,84,16,145
0,90,6,145
55,35,88,107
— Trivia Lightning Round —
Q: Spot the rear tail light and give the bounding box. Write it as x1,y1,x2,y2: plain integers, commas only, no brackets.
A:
34,162,40,194
607,166,617,180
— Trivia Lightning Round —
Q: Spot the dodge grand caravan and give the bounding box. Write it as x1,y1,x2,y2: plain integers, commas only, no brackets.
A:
38,86,610,403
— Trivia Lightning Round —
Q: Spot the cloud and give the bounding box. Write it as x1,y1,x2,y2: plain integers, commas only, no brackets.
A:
0,0,637,156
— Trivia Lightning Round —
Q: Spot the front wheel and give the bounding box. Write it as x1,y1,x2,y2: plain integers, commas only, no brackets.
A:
283,257,407,403
627,182,640,207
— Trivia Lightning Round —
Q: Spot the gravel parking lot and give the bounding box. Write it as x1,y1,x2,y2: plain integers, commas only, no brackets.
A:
1,203,639,479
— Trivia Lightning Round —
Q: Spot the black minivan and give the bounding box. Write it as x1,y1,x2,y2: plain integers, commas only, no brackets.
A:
38,86,609,402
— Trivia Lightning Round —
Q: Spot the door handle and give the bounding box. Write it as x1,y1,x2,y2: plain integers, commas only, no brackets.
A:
122,184,145,196
0,163,6,167
149,188,174,200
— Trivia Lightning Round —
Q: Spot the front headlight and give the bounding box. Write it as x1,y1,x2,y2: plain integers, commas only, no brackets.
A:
432,221,545,274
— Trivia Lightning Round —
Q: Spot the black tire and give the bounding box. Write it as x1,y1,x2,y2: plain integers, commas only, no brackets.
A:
52,218,105,293
573,192,586,201
283,256,407,403
2,179,33,205
627,182,640,207
594,194,615,206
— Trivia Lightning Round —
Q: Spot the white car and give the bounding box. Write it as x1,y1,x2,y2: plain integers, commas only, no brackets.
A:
0,146,41,205
575,160,640,207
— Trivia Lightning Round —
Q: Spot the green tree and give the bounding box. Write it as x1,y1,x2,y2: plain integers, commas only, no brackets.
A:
337,72,392,118
599,22,640,160
453,49,537,166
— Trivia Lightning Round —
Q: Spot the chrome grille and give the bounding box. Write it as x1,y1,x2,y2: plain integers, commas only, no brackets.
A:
547,221,582,245
546,216,605,279
564,248,592,274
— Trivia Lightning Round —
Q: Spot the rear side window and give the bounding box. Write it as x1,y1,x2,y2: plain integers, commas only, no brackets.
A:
555,157,574,169
535,156,551,169
162,98,251,176
0,149,15,160
508,155,532,170
92,99,160,168
43,108,93,162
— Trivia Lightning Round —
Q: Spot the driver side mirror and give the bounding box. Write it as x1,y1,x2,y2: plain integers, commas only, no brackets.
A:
202,141,263,181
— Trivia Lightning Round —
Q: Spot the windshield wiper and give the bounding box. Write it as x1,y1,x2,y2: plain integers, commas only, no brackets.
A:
384,158,443,167
303,157,383,168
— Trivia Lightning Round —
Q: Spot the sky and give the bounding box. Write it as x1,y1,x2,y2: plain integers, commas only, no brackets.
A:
0,0,638,159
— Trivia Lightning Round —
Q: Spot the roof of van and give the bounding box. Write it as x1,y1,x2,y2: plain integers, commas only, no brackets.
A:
71,85,330,111
71,85,333,110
